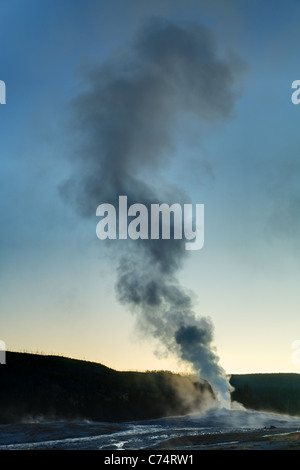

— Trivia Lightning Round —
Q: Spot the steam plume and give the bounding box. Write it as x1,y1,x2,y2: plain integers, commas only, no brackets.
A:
61,18,244,407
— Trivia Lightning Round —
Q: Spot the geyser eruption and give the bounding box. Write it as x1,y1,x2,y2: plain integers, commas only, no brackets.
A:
175,321,231,408
116,255,232,407
61,18,244,407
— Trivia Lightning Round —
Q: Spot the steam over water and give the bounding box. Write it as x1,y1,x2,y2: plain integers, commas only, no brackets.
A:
61,17,246,408
2,406,300,450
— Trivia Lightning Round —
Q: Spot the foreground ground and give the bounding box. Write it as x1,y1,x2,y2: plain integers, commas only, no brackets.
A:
149,428,300,450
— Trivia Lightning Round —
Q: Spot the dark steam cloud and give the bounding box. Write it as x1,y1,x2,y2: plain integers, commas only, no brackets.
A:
61,18,244,406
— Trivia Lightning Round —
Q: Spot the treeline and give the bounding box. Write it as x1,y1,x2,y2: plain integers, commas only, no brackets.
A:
0,352,214,424
3,352,300,424
230,373,300,416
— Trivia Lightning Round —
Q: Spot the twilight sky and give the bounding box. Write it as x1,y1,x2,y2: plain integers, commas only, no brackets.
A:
1,0,300,375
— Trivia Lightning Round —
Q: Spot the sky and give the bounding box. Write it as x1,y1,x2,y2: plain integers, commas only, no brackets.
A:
1,0,300,377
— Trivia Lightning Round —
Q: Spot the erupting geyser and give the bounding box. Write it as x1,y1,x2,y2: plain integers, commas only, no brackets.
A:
175,322,232,408
61,18,244,407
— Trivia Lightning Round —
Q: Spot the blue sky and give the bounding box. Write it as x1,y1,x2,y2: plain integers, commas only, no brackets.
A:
1,0,300,375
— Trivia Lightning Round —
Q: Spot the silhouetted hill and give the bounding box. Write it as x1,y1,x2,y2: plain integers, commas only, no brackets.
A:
2,353,300,424
0,352,215,424
230,373,300,416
